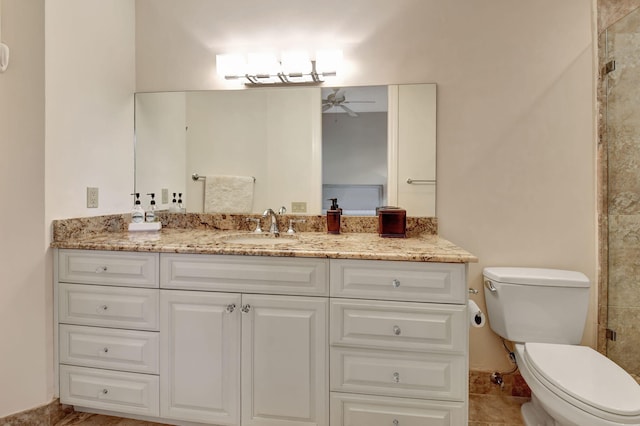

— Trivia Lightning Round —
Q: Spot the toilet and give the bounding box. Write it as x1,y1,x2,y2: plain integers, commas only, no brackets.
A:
483,267,640,426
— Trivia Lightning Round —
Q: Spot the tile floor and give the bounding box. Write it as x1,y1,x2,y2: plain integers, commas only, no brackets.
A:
53,392,527,426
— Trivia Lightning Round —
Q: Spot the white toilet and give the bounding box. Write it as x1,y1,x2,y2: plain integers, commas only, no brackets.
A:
483,267,640,426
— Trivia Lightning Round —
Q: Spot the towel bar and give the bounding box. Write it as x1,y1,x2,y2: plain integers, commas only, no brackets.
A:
192,173,256,182
406,178,436,184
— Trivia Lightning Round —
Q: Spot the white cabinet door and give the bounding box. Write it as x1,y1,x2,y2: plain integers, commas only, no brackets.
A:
241,294,328,426
160,290,241,425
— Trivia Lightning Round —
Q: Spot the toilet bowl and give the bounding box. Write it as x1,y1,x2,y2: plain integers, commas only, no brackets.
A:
515,343,640,426
483,267,640,426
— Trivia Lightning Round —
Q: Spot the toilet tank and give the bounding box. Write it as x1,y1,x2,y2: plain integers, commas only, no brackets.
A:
483,267,590,344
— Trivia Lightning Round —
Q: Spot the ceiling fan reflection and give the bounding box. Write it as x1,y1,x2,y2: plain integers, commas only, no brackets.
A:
321,88,375,117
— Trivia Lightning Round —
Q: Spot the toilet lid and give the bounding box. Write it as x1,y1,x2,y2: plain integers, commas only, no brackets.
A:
524,343,640,417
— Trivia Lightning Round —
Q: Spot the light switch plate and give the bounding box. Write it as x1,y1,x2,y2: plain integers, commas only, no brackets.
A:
87,187,99,208
162,188,169,204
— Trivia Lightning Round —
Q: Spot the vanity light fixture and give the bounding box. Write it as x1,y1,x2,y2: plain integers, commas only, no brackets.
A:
216,49,342,86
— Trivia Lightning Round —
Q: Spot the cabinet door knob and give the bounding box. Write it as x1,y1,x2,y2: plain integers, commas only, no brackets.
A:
393,372,400,383
98,305,108,311
226,303,236,313
101,389,109,395
103,347,109,353
393,420,399,426
392,279,401,288
241,304,251,313
95,266,108,273
393,325,401,335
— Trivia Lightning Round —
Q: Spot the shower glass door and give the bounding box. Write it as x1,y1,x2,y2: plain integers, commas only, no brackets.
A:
605,6,640,380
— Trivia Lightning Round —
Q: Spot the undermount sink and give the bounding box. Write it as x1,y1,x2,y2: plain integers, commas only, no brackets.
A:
222,233,299,246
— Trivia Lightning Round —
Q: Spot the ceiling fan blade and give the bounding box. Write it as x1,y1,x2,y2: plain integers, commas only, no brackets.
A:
343,100,376,104
340,105,358,117
322,104,332,112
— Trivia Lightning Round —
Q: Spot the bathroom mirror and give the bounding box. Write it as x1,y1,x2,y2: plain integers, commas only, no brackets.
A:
134,84,436,216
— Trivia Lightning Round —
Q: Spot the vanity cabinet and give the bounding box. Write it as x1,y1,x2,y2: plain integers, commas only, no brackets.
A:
329,259,468,426
160,290,327,426
160,253,329,426
55,249,468,426
56,250,160,417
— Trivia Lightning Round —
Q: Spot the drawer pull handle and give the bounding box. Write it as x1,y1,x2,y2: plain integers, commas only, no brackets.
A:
241,304,251,313
103,347,109,353
392,279,400,288
101,389,108,395
226,304,236,313
99,305,108,312
393,372,400,383
95,266,108,273
393,326,401,335
393,420,399,426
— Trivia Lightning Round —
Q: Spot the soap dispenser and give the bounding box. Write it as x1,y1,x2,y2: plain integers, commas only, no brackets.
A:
131,193,145,223
178,193,185,213
145,193,157,222
327,198,341,234
169,192,179,213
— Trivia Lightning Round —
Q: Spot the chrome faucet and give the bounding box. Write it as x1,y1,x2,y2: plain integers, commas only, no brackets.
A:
262,208,280,236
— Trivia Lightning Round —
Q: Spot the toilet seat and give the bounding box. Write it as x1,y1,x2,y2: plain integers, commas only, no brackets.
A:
522,342,640,422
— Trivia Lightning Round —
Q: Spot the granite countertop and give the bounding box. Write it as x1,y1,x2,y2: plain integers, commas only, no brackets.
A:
50,213,477,263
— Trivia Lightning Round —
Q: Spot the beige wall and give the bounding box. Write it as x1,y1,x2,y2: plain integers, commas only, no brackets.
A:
0,0,47,417
0,0,135,418
137,0,597,371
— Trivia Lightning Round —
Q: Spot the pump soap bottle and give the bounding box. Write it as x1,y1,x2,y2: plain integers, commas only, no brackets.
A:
145,193,157,222
327,198,341,234
131,193,145,223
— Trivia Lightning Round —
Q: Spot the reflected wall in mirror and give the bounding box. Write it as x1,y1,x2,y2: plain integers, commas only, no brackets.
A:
134,84,436,216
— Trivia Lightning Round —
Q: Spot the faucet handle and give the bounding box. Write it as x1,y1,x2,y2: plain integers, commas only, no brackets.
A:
287,219,306,234
278,206,287,214
245,217,263,233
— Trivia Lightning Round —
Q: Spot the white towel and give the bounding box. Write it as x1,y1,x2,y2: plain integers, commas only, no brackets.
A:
204,175,255,213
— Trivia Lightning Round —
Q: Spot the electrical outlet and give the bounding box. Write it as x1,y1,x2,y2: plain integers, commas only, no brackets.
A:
162,188,169,204
291,202,307,213
87,187,99,208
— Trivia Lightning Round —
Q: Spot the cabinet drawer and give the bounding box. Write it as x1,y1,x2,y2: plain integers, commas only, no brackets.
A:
59,365,159,417
330,259,466,303
60,325,159,374
59,283,159,330
58,250,158,288
161,254,329,296
330,348,466,401
330,392,466,426
331,299,466,353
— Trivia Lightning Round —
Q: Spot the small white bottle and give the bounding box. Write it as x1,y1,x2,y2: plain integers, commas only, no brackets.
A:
131,193,145,223
169,192,179,213
178,193,185,213
145,193,157,222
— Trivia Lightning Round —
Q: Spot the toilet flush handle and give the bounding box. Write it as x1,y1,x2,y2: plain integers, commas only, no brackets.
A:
484,279,497,293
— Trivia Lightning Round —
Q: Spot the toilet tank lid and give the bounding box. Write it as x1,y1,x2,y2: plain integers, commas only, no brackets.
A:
483,267,589,287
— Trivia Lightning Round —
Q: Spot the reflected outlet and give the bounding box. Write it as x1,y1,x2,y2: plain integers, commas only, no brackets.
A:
87,187,99,208
291,202,307,213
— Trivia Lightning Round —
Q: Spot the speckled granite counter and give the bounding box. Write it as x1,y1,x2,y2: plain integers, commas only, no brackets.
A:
51,213,477,263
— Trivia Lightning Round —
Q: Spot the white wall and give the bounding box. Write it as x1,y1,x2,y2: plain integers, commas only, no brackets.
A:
45,0,136,224
0,0,47,417
184,88,321,213
136,0,596,371
135,92,187,210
